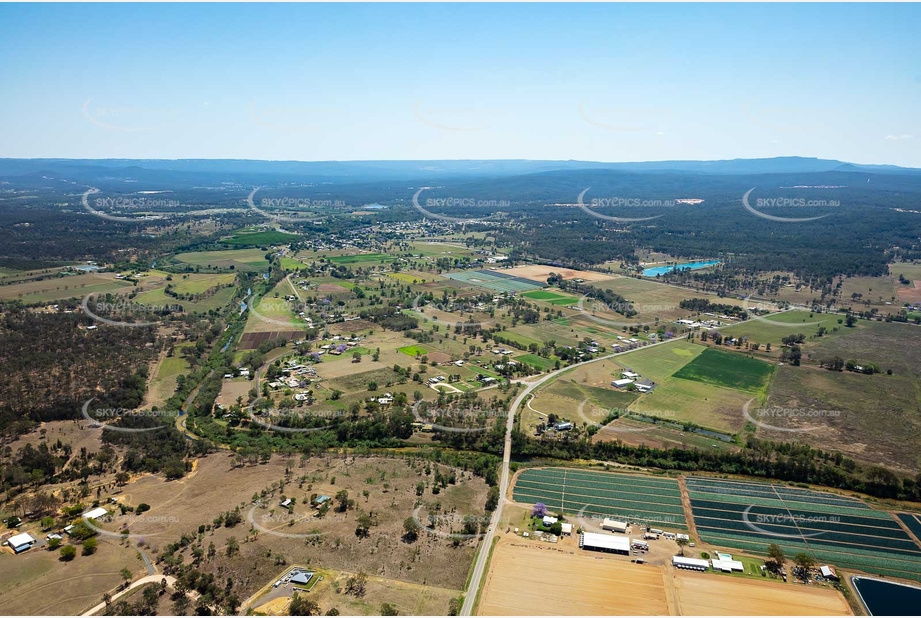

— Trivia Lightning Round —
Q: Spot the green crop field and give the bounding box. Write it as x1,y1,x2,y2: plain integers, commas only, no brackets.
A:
513,467,687,529
686,477,921,581
398,344,429,357
521,290,566,301
673,347,774,393
515,354,556,370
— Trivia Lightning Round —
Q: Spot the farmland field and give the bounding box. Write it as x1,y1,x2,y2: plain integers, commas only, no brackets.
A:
673,348,774,393
501,264,615,283
897,513,921,540
477,540,669,616
398,344,429,357
686,477,921,581
759,320,921,471
720,310,847,346
173,248,270,271
444,270,543,293
512,468,687,529
327,252,393,265
515,353,557,370
0,272,133,303
133,272,238,314
671,570,851,616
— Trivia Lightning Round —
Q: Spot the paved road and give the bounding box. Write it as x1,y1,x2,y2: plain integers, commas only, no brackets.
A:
82,575,176,616
459,334,692,615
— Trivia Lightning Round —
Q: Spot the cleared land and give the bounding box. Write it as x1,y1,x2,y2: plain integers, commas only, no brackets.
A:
500,265,615,283
133,272,237,314
173,248,270,271
761,320,921,470
477,541,669,616
671,570,851,616
0,272,133,303
0,535,146,615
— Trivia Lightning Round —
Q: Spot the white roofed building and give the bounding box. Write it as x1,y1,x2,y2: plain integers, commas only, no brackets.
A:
579,532,630,555
82,507,107,520
5,532,35,554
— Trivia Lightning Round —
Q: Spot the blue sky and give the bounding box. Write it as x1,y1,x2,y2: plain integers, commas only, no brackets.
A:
1,3,919,165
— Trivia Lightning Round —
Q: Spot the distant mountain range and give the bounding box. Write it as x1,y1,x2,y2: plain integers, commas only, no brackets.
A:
1,156,918,183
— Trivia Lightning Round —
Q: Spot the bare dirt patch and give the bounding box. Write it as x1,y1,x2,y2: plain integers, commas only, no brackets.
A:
318,283,351,294
671,569,851,616
426,351,452,364
896,281,921,303
478,539,669,616
501,265,615,283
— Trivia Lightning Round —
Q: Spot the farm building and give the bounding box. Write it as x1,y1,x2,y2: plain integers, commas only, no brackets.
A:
611,379,634,389
579,532,630,555
560,523,573,536
711,558,744,572
672,556,710,571
602,518,628,533
82,507,107,520
554,422,573,431
635,379,656,393
542,515,559,527
5,532,35,554
820,565,839,581
280,498,293,508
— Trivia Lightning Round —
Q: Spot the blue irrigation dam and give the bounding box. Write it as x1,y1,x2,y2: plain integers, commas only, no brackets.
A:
853,577,921,615
642,260,721,277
